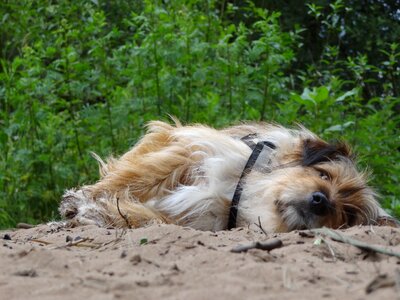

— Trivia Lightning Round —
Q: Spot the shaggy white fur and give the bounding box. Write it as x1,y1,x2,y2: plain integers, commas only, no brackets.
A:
59,121,396,232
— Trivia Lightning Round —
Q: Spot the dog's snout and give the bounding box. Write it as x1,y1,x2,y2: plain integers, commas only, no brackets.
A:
309,192,329,216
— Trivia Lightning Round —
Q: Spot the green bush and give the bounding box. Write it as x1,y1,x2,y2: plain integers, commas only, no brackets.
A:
0,0,399,228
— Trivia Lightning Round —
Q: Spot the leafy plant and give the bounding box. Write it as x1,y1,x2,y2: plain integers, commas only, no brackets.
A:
0,0,398,228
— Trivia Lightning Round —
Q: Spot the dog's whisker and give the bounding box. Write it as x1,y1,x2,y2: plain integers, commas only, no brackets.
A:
342,202,370,224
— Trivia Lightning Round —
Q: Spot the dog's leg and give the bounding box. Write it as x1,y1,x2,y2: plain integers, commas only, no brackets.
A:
59,188,170,227
60,121,198,227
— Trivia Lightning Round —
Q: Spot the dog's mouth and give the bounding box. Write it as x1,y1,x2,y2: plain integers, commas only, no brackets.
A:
279,204,317,231
276,193,335,231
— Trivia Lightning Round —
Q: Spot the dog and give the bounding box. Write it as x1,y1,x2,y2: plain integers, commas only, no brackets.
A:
59,120,397,232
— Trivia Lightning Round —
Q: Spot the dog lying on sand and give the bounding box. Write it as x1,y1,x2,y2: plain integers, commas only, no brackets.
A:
60,120,397,232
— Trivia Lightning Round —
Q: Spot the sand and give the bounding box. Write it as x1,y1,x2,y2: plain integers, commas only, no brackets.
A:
1,223,400,300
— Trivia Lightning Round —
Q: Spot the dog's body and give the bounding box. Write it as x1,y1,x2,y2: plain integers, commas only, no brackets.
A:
60,120,394,232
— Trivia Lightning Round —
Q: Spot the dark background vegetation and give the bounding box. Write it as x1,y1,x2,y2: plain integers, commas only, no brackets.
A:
0,0,399,228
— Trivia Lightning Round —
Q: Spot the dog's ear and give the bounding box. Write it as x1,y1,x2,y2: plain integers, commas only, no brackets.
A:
302,139,352,166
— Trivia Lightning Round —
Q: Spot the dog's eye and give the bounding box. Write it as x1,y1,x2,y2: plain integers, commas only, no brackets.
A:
319,171,330,181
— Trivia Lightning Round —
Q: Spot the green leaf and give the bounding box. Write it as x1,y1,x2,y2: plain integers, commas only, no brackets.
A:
324,121,355,133
314,86,329,103
291,91,316,108
336,89,358,102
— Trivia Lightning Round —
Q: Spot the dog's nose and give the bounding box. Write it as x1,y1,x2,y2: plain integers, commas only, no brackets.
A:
309,192,329,216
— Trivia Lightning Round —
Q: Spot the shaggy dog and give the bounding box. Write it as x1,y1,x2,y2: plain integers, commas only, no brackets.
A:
60,120,396,232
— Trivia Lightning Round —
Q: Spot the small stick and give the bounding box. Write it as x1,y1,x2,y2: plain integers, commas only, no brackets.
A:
68,243,98,249
311,227,400,258
231,238,283,253
66,237,90,246
30,239,53,245
254,216,268,236
52,237,91,249
17,223,35,229
116,197,131,229
321,237,337,262
365,274,395,294
97,237,124,249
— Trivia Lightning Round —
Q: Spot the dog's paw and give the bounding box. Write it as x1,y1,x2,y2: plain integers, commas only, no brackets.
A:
59,189,87,219
59,188,108,227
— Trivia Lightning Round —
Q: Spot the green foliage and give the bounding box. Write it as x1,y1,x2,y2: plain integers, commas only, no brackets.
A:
0,0,399,228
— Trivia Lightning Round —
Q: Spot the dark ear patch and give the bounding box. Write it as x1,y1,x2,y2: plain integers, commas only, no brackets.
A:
302,139,352,166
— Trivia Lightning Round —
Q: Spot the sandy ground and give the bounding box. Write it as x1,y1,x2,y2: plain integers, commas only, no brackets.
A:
1,223,400,300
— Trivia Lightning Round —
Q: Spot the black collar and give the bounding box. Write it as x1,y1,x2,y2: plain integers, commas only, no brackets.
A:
227,138,276,230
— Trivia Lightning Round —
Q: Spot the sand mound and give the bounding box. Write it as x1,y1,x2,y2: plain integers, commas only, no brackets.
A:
1,224,399,299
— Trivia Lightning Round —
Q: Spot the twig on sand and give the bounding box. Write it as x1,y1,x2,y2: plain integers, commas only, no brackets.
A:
99,237,124,249
320,237,337,262
311,227,400,258
231,238,283,253
365,274,395,294
52,237,98,249
30,237,99,249
282,266,294,290
17,223,35,229
65,237,91,247
116,197,131,229
30,239,53,245
254,216,268,236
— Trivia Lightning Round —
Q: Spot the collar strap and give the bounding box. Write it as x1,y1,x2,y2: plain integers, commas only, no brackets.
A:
227,139,276,230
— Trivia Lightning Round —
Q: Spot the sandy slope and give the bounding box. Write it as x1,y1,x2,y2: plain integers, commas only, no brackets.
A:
1,224,399,300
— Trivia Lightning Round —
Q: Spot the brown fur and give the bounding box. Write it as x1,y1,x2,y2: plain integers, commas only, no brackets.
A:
59,120,398,232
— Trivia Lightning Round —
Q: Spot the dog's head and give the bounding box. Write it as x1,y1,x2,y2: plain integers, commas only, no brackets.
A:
273,138,381,231
238,126,397,232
